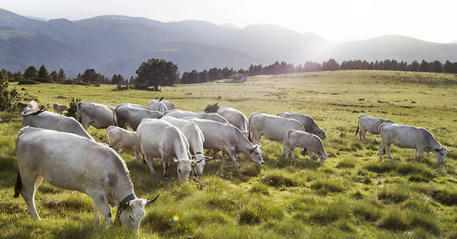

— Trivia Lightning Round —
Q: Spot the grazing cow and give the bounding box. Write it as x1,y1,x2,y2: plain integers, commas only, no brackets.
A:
14,127,158,234
147,99,167,113
161,116,208,175
165,109,228,124
136,119,193,181
379,123,449,163
22,109,94,141
106,126,142,163
249,113,305,145
187,118,264,168
25,100,38,110
113,103,163,130
277,112,326,140
77,102,115,129
283,130,327,163
355,114,394,142
217,107,249,137
52,103,68,114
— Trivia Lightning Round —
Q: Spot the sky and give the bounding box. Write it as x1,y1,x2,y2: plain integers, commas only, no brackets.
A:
1,0,456,43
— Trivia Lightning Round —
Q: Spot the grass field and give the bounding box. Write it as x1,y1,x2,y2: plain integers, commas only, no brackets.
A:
1,70,457,238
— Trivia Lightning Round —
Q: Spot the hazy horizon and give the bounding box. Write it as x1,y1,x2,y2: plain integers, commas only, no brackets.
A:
1,0,456,44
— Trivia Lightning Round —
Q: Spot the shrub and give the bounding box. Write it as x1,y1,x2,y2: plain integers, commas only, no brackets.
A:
0,72,21,112
239,207,262,225
65,97,81,119
204,103,219,113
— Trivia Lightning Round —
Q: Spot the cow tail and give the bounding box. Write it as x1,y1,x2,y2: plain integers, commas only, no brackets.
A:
248,114,254,142
14,170,22,198
355,120,359,136
113,105,119,126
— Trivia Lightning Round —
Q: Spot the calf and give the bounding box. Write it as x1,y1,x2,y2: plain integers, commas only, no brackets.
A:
379,123,449,163
52,103,68,114
283,130,327,163
106,126,142,163
277,112,326,140
15,127,158,234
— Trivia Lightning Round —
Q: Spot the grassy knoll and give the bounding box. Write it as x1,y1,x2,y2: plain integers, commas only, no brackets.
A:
1,70,457,238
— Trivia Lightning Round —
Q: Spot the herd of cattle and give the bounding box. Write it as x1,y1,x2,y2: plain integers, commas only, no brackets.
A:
13,98,450,233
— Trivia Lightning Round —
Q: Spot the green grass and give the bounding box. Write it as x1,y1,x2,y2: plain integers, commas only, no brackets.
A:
1,70,457,238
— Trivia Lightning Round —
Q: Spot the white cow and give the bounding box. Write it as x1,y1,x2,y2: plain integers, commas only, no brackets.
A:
136,119,193,181
25,100,38,110
147,99,167,113
106,126,142,163
77,102,115,129
379,123,449,163
14,127,158,234
161,116,208,175
277,112,326,140
249,113,305,144
113,103,163,130
356,114,394,142
165,109,228,124
22,109,94,141
187,117,264,168
217,107,249,137
283,130,328,163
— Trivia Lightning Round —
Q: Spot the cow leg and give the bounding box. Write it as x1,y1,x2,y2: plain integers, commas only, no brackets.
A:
228,151,240,169
87,190,112,225
417,148,424,159
386,144,393,162
81,117,89,130
93,201,101,223
144,154,156,174
282,141,289,157
134,148,142,163
379,143,385,161
20,171,40,220
161,155,169,178
361,129,367,142
252,131,261,145
221,151,227,165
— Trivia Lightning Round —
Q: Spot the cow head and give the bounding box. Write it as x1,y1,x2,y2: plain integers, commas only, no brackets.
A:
315,129,326,140
247,145,264,164
319,152,328,164
116,194,159,235
192,152,209,175
434,146,449,164
172,158,192,181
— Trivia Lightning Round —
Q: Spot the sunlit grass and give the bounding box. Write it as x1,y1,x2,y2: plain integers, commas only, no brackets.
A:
1,70,457,238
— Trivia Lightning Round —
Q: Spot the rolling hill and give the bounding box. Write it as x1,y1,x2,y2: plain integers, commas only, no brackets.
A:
1,8,457,77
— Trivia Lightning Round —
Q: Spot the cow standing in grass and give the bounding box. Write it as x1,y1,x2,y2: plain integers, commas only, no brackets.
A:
356,114,394,142
14,127,158,234
249,113,305,145
283,129,327,163
379,123,449,163
277,112,326,140
77,102,115,129
113,103,163,130
22,109,94,141
217,107,249,137
136,119,193,181
106,126,142,163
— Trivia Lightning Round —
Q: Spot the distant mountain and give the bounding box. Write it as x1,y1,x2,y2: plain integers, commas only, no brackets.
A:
1,8,457,77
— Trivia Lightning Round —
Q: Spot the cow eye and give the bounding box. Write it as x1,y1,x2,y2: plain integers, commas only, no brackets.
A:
178,169,182,174
129,215,134,221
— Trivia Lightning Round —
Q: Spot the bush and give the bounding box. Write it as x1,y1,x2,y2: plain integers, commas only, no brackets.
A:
0,72,21,112
204,103,219,113
65,97,81,119
18,78,39,85
239,207,262,225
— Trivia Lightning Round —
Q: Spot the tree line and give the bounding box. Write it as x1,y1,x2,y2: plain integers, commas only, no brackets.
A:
180,59,457,84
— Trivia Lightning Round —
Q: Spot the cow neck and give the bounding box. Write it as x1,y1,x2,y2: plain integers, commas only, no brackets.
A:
236,129,253,153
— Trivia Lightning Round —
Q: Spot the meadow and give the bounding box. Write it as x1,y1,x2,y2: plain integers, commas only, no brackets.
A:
1,70,457,238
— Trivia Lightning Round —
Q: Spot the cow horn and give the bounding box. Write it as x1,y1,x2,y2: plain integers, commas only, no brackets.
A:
159,97,164,101
171,157,179,163
146,194,160,205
